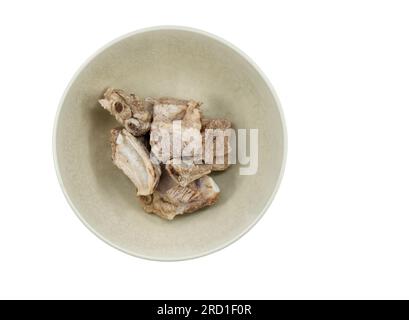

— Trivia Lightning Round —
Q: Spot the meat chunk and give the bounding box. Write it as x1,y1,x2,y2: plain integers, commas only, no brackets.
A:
111,128,161,195
99,88,154,136
139,171,220,220
150,98,203,163
166,159,212,187
201,118,231,130
201,118,233,171
150,98,190,122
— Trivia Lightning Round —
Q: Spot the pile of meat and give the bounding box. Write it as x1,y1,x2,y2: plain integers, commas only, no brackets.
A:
99,88,232,220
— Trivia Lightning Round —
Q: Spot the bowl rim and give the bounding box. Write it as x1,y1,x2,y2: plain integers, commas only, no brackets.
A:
53,25,288,262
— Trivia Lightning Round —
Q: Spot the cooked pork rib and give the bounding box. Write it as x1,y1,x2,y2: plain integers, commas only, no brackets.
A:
151,98,190,122
201,118,231,131
166,159,212,187
139,171,220,220
99,88,154,136
150,98,203,163
201,118,233,171
111,128,161,196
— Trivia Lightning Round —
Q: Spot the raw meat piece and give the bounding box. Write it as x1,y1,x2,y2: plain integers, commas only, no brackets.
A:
99,88,154,136
111,128,161,195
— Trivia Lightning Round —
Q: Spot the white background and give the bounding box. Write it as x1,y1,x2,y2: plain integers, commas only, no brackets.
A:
1,0,409,299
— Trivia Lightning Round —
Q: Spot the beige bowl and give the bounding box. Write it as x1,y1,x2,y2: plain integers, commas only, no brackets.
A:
53,26,287,261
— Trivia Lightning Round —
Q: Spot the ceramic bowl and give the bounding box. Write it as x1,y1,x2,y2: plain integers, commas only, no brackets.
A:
53,26,286,260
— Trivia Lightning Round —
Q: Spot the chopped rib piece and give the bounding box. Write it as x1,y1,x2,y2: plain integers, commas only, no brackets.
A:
99,88,154,136
201,118,233,171
201,118,231,130
150,98,203,163
151,98,190,122
166,159,212,187
111,128,161,195
139,171,219,220
211,157,231,171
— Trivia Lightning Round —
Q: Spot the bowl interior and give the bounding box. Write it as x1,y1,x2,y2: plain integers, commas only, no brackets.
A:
54,28,286,260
